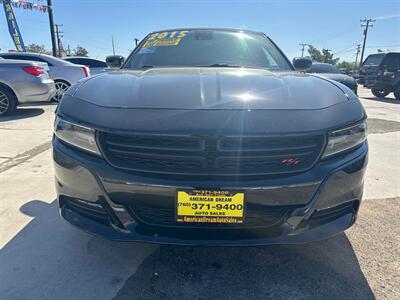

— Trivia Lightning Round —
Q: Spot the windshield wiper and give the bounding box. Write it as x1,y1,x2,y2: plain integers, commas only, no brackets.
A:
200,63,243,68
140,65,154,69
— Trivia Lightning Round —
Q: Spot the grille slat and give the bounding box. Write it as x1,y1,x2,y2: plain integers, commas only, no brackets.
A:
105,134,203,151
99,132,324,176
129,203,295,228
64,199,110,225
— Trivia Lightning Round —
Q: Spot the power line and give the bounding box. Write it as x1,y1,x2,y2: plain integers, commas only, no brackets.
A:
333,42,362,55
299,43,309,57
359,18,376,67
365,44,400,48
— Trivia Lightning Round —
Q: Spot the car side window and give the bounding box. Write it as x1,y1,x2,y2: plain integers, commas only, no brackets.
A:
90,60,107,68
1,55,30,60
76,58,107,68
80,59,92,66
67,58,81,64
1,55,54,66
382,54,400,68
27,56,54,66
35,57,54,66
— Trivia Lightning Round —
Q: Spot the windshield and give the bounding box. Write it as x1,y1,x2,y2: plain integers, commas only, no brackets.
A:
363,54,385,66
123,29,292,71
308,63,340,74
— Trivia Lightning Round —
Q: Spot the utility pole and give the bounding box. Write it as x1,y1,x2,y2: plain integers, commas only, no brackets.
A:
55,24,63,57
359,18,375,67
299,43,308,57
112,35,116,55
354,43,361,69
47,0,57,57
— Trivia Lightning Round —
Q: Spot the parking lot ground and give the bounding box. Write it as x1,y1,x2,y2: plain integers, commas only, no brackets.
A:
0,87,399,300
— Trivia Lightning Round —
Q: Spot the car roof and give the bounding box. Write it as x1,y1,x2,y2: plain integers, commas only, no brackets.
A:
0,52,72,65
1,52,52,58
367,52,400,56
311,62,333,66
64,56,104,61
149,27,264,35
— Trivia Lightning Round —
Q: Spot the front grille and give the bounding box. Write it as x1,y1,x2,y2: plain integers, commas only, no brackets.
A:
128,202,295,228
63,198,110,225
99,132,325,176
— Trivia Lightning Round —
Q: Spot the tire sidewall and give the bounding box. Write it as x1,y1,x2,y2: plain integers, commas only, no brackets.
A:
371,88,390,98
394,85,400,100
0,86,16,116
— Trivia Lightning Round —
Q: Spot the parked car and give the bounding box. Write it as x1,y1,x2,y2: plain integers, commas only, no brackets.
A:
358,52,400,100
54,28,367,245
63,57,108,75
0,59,55,115
307,62,358,94
0,52,90,101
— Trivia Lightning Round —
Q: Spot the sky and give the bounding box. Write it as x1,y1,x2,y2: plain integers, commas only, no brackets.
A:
1,0,399,62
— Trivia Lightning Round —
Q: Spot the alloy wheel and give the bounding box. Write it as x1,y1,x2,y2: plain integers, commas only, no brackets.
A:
0,90,10,115
53,81,70,102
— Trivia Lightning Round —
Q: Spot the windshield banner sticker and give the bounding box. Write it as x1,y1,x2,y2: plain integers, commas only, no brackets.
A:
139,31,188,53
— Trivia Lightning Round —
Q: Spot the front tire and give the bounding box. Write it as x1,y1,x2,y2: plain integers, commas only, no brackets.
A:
394,85,400,100
371,88,390,98
52,80,70,102
0,86,16,116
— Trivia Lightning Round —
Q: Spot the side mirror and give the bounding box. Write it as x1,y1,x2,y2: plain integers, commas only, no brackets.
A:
293,57,312,71
106,55,125,68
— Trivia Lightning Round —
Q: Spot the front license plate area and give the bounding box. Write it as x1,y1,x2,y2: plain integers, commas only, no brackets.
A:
176,190,244,224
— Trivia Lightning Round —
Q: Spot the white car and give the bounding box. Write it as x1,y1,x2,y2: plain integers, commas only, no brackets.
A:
63,57,108,76
0,52,90,101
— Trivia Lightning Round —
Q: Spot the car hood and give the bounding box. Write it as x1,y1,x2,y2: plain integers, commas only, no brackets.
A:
69,67,349,110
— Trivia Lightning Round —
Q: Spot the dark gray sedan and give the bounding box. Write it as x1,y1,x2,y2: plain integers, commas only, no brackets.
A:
307,62,358,94
53,28,367,245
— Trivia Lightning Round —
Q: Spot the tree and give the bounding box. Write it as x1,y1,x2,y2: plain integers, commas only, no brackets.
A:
26,44,50,54
336,61,356,72
73,45,89,57
307,45,340,65
307,45,324,62
321,49,340,65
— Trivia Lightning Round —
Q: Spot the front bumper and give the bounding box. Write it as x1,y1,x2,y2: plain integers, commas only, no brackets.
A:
53,138,368,246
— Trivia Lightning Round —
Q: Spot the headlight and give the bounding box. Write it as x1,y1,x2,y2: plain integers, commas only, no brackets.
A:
322,121,367,158
54,117,101,155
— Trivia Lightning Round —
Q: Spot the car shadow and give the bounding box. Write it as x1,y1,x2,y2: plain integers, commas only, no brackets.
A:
113,236,376,300
19,101,58,107
0,200,157,300
0,199,375,300
363,96,399,104
0,107,44,122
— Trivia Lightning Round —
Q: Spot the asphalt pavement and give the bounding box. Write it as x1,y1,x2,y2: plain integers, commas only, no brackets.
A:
0,87,399,300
